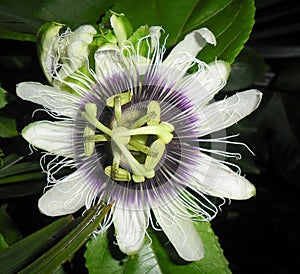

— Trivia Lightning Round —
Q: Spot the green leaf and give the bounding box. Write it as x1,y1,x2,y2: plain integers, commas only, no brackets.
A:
33,0,117,29
0,0,116,40
0,87,8,109
0,172,46,185
0,0,43,36
224,46,268,91
0,116,18,138
0,205,22,245
85,230,162,274
0,29,36,41
0,181,45,199
188,0,256,64
0,161,41,179
85,222,230,274
113,0,255,63
0,233,8,250
19,202,112,274
0,216,72,273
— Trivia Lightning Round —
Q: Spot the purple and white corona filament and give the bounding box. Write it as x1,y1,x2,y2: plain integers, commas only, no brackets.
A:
17,22,262,261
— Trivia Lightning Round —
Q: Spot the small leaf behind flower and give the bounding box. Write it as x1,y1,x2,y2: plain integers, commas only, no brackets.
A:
0,116,18,138
85,221,230,274
0,87,8,109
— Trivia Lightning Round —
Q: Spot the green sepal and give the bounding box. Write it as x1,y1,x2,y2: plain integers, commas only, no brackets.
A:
110,13,133,47
128,25,150,57
36,22,66,83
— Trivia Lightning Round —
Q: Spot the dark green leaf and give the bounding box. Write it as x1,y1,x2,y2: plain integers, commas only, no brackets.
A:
19,202,112,274
0,161,41,179
0,87,8,109
0,216,72,273
0,205,22,245
150,222,231,274
0,29,36,41
0,154,44,185
0,153,23,168
196,0,255,64
85,230,162,274
0,0,116,40
224,46,268,91
33,0,116,29
0,233,8,250
0,181,45,199
85,222,230,274
113,0,255,63
0,0,43,35
0,172,45,185
0,116,18,138
273,63,300,93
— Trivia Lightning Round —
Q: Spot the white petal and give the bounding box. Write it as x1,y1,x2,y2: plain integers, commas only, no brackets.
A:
159,28,216,84
198,89,262,136
67,40,89,68
163,28,216,67
22,121,74,158
113,207,149,255
71,25,97,44
179,61,230,107
16,82,80,118
152,202,204,261
94,45,128,80
39,169,91,216
191,153,256,199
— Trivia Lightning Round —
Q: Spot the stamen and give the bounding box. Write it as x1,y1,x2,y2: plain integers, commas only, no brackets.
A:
130,100,160,129
129,122,174,144
114,96,122,125
82,94,174,184
106,91,133,107
147,101,160,125
84,125,95,156
82,103,112,136
111,127,155,180
128,138,155,156
144,140,165,170
105,166,131,181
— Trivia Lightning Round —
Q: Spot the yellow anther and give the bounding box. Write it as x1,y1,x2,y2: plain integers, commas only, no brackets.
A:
132,174,145,183
129,122,174,144
84,125,95,156
82,103,112,136
145,140,165,171
94,134,110,142
128,138,151,155
114,95,122,124
85,103,97,118
147,101,160,126
105,166,131,181
106,91,133,107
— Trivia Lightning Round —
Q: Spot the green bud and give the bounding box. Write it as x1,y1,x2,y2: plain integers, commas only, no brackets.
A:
110,13,133,47
36,22,65,83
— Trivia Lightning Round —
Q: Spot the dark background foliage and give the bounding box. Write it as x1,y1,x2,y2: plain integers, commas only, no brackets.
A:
213,1,300,273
